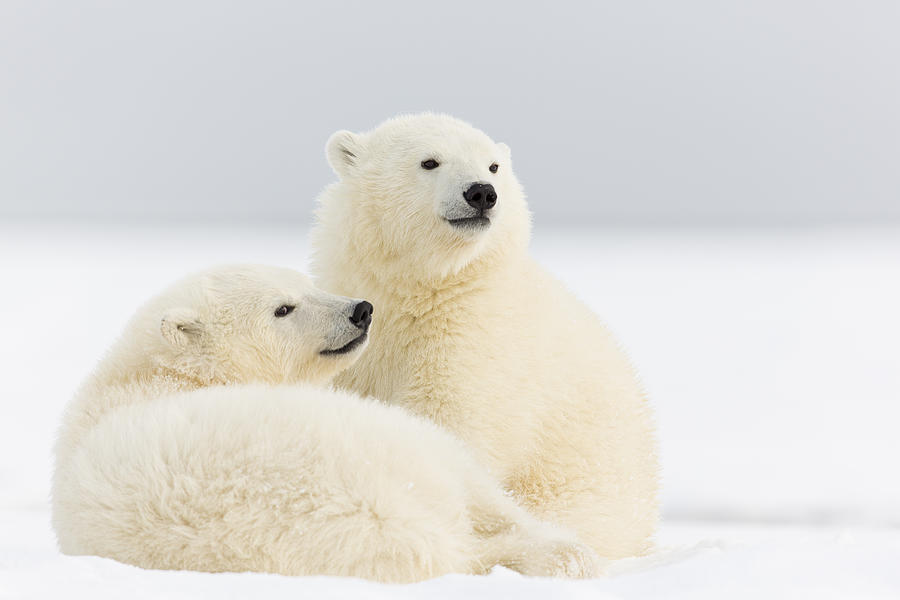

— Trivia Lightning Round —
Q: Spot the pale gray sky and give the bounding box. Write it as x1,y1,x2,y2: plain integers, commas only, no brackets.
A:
1,1,897,224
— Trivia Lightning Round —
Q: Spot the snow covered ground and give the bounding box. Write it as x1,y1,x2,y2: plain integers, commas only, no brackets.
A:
1,221,898,598
3,508,899,599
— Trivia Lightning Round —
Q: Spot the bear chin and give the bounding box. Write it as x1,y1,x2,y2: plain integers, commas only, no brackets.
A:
446,216,491,230
319,332,368,356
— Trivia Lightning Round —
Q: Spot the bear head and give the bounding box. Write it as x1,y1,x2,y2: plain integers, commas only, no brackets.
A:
318,114,531,281
134,265,371,386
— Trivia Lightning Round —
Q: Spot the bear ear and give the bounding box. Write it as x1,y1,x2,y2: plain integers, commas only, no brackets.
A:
326,130,364,178
160,307,205,348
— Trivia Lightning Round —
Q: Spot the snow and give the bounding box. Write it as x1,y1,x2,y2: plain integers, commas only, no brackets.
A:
3,510,899,599
1,221,898,598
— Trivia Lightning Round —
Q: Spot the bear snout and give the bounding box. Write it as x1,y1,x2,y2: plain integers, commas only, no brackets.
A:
463,183,497,212
349,300,373,330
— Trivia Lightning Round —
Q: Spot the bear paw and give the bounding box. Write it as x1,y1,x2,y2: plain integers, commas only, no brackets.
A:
542,539,605,578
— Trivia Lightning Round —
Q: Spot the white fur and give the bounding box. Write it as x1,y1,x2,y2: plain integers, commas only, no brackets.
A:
311,114,660,558
52,265,601,582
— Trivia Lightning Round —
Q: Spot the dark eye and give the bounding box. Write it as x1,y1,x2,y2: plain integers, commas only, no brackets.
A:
421,159,440,170
489,163,499,173
274,305,295,318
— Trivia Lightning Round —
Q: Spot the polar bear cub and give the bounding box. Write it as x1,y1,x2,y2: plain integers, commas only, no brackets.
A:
311,114,659,558
51,265,600,582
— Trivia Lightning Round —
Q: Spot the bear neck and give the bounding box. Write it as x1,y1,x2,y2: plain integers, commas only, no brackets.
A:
94,362,220,397
95,330,235,395
357,231,525,309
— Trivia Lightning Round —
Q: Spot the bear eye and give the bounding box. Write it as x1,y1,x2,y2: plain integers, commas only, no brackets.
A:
489,163,499,173
274,305,295,318
421,159,440,170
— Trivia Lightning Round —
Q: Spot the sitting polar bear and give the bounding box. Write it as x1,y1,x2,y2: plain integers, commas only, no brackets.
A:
311,114,659,558
51,265,601,582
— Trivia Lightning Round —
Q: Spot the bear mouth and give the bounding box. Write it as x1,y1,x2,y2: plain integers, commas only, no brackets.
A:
320,332,368,356
446,216,491,230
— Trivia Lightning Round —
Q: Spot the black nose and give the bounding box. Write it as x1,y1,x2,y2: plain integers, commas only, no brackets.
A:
463,183,497,211
349,300,373,330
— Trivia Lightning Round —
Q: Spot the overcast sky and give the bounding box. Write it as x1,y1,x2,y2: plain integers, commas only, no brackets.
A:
1,1,898,224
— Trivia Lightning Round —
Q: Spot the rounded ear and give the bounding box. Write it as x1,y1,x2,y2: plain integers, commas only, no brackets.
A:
160,308,204,348
326,130,364,178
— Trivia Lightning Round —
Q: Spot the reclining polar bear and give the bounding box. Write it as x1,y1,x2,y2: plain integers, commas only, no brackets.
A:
51,265,599,582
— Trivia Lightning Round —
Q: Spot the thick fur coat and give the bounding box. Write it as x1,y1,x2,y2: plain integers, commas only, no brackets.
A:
311,114,659,558
52,265,600,582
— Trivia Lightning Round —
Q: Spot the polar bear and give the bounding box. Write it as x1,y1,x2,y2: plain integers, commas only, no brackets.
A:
310,114,659,559
51,265,601,582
